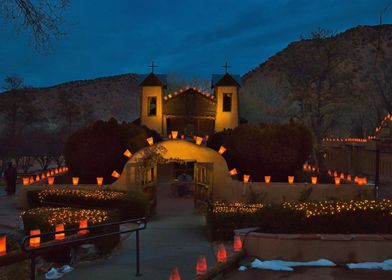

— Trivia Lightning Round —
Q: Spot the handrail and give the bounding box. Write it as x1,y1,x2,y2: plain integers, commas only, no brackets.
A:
3,217,147,280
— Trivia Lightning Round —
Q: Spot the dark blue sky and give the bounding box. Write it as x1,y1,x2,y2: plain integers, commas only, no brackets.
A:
1,0,391,88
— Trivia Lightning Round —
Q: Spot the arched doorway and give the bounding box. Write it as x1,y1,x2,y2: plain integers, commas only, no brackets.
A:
111,140,232,211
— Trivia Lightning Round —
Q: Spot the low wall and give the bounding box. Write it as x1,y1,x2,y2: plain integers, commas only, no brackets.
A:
239,231,392,263
224,182,376,203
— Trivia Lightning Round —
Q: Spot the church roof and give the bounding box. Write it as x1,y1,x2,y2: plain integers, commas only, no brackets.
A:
163,88,216,116
138,73,167,87
211,73,241,88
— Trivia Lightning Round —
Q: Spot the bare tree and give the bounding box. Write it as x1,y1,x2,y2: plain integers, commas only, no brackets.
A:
282,28,354,164
0,0,70,51
2,75,24,91
57,91,81,132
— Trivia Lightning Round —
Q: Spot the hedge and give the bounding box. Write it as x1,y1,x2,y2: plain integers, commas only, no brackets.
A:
26,189,149,220
63,118,162,184
21,207,120,263
207,200,392,240
207,122,313,182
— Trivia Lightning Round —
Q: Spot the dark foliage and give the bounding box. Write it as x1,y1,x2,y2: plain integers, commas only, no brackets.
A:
22,207,120,263
63,118,161,183
26,189,150,220
207,122,313,182
207,204,392,241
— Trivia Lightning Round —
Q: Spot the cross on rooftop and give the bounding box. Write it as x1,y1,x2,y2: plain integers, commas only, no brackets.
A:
221,61,231,73
148,61,158,73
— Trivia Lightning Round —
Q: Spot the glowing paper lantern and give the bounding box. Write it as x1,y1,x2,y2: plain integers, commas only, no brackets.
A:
123,149,132,158
169,267,180,280
196,256,207,275
312,167,316,172
234,235,242,252
72,177,79,186
303,164,307,171
171,131,178,139
96,177,103,186
311,176,318,185
307,165,311,171
205,135,209,140
218,146,226,155
347,174,352,182
334,177,341,185
79,220,89,234
288,176,294,184
35,175,40,182
55,224,65,241
229,168,237,176
181,134,185,139
243,175,250,183
328,169,332,176
29,177,34,184
41,173,46,180
340,173,344,180
264,176,271,184
147,137,154,146
217,244,227,263
111,170,120,179
30,229,41,247
46,171,51,177
23,178,29,187
354,176,359,184
50,170,54,176
0,236,6,256
55,169,59,175
195,136,203,145
47,177,55,186
333,171,337,177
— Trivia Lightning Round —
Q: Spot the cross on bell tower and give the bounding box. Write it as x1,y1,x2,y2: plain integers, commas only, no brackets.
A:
148,61,158,73
221,61,231,73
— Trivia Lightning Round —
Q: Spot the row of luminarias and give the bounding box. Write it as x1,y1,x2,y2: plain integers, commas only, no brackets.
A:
303,163,368,186
163,86,215,101
0,220,89,256
169,235,242,279
22,167,69,187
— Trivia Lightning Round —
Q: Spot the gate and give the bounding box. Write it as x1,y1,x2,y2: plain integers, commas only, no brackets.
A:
193,162,214,210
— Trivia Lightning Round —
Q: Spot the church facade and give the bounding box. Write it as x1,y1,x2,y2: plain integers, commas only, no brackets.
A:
138,72,241,137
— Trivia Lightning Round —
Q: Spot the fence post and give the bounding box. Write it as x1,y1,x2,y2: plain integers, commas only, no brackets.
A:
135,230,141,276
30,253,35,280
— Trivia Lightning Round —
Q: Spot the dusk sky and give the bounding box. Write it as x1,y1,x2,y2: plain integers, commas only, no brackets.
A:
1,0,392,88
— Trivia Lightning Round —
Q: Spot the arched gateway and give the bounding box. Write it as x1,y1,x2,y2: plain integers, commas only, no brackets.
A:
111,140,238,205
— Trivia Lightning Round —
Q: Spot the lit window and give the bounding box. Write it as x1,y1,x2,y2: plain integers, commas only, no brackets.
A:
223,93,231,112
148,97,157,116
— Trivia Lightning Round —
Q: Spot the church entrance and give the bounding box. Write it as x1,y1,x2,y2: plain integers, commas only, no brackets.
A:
166,117,215,137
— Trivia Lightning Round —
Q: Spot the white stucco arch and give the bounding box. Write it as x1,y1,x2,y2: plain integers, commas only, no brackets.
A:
111,140,239,201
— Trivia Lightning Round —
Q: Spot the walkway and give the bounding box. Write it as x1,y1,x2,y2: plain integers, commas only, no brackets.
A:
59,183,215,280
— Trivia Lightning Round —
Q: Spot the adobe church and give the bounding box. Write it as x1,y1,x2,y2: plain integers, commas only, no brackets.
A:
138,70,241,137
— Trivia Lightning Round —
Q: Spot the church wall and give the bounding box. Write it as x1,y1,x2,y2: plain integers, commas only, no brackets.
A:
215,86,239,132
140,86,163,134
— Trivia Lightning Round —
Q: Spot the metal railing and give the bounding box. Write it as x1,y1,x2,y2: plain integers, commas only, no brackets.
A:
0,217,147,280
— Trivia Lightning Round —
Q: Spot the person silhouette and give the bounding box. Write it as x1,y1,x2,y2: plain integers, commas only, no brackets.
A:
3,162,17,195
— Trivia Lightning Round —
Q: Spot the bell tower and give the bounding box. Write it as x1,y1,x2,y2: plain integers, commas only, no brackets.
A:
212,67,240,132
138,63,166,135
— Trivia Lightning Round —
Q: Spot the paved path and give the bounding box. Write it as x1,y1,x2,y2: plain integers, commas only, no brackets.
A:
57,184,216,280
0,183,22,231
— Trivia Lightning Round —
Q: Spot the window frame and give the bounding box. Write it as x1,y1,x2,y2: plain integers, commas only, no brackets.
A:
222,93,232,112
147,96,157,116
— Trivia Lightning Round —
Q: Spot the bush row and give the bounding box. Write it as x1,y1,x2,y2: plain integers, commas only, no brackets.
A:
22,207,120,263
207,200,392,240
26,188,149,220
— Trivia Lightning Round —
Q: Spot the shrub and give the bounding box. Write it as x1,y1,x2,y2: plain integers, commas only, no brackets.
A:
21,207,120,263
207,122,313,182
26,189,149,220
207,200,392,240
63,118,162,184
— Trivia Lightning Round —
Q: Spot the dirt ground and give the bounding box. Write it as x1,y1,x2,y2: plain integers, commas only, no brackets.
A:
222,267,392,280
